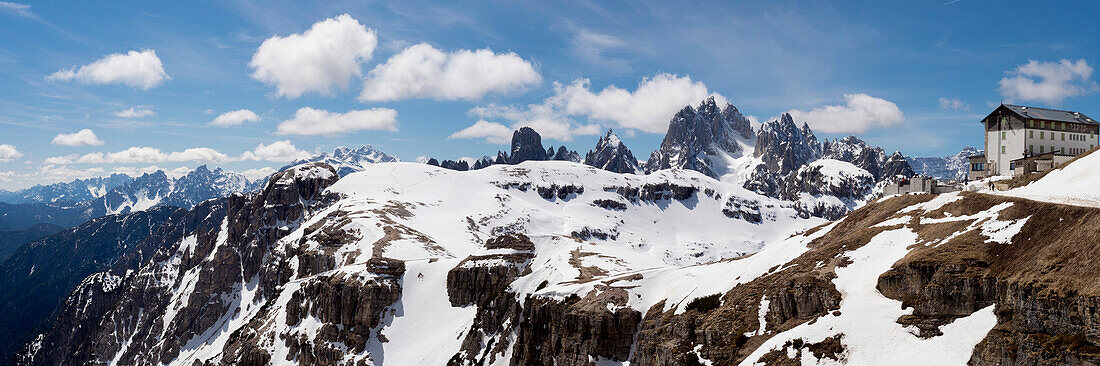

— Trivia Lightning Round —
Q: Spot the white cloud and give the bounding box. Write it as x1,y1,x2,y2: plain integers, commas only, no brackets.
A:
787,93,904,134
448,120,513,144
998,59,1099,105
360,43,540,102
239,167,276,181
467,102,599,142
454,73,717,143
239,140,309,162
572,28,630,69
210,109,261,127
553,73,723,134
0,2,32,18
938,97,969,110
0,170,13,182
31,164,106,183
47,49,169,89
77,147,229,164
0,144,22,162
276,107,398,136
250,14,377,98
114,107,156,118
52,128,104,146
44,155,76,165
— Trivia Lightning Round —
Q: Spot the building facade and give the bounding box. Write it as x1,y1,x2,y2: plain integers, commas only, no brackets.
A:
976,104,1098,177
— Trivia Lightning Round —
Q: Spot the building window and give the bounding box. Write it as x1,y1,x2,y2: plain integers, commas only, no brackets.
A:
1062,133,1066,141
1002,131,1006,139
1041,146,1045,153
1030,130,1034,138
1001,146,1006,154
1061,147,1065,154
1030,145,1034,153
1040,131,1045,139
1029,120,1034,128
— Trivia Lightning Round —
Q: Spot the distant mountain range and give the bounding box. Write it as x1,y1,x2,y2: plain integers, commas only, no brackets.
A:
906,146,983,181
427,96,918,219
0,103,967,230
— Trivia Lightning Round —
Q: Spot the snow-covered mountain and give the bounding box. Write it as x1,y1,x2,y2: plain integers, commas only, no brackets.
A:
0,174,133,204
96,165,250,215
282,145,400,177
645,96,754,177
731,112,914,219
18,160,824,365
584,129,642,174
21,148,1100,365
907,146,982,181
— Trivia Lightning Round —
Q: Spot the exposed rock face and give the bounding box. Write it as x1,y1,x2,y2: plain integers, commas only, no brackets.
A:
472,156,495,170
0,206,178,362
584,129,642,174
282,145,399,177
0,173,132,205
446,234,534,307
754,114,821,176
282,258,404,358
645,97,754,177
551,146,582,163
509,127,548,164
774,161,875,201
882,151,916,178
431,129,581,171
440,159,470,171
162,165,250,208
872,193,1100,365
745,115,915,219
907,146,983,181
16,163,341,366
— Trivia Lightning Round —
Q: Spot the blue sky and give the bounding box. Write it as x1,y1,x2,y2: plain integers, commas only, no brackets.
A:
0,0,1097,189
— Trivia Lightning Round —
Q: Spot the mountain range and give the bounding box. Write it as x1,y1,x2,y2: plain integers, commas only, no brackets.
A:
12,139,1100,365
4,97,1043,366
907,146,983,181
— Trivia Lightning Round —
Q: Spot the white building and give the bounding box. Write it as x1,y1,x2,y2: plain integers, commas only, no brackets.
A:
974,104,1098,178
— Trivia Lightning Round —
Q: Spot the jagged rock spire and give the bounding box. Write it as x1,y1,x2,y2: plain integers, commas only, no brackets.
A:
585,129,641,174
645,97,755,177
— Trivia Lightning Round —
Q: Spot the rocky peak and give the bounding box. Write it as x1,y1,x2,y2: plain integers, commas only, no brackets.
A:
551,146,581,162
645,97,752,177
472,156,495,170
283,145,399,178
584,129,642,174
881,151,916,178
754,113,820,176
509,127,548,164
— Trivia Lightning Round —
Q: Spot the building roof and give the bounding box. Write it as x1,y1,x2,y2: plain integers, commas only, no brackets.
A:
1003,104,1098,125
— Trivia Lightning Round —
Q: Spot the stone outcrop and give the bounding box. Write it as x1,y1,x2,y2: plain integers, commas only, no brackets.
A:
509,127,548,164
874,193,1100,365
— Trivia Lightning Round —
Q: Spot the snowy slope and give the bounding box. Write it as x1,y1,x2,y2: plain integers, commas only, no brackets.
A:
22,161,824,365
1002,149,1100,207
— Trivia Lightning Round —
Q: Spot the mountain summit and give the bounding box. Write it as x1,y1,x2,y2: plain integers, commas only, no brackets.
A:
645,96,754,177
584,129,641,174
